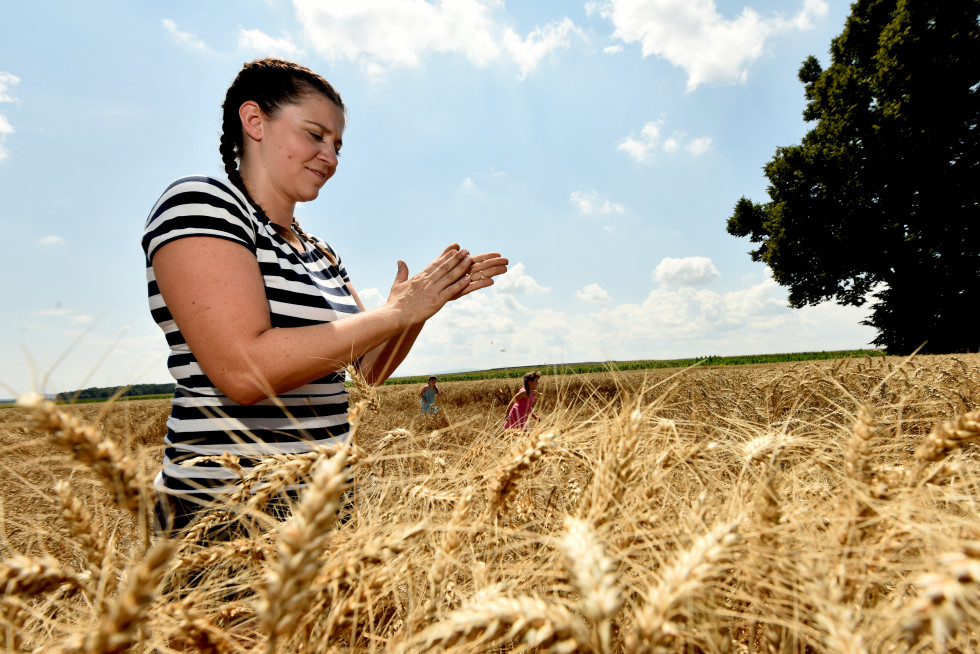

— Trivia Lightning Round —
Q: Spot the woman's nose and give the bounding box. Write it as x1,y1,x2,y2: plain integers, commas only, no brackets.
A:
317,146,338,167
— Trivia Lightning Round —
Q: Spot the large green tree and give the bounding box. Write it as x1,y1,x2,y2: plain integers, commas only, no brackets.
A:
727,0,979,354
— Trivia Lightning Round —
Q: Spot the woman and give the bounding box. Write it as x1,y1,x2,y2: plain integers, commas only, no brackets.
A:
504,371,541,430
142,58,507,534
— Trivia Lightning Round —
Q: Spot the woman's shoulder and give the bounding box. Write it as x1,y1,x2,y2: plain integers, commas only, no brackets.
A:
157,175,246,207
148,175,257,227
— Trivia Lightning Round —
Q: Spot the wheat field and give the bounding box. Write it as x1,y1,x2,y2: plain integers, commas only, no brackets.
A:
2,353,980,653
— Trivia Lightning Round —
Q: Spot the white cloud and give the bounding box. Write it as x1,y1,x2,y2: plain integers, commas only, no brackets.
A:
652,256,721,288
503,18,582,81
71,315,93,324
292,0,580,79
618,118,711,163
603,44,623,54
162,19,207,51
239,28,299,56
0,71,19,103
686,136,712,155
393,275,877,377
357,287,386,308
40,235,64,245
570,190,626,215
575,283,611,303
603,0,829,91
461,177,478,191
0,71,19,162
494,262,550,294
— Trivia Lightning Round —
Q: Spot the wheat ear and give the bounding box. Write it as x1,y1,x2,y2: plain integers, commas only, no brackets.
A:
259,445,350,652
913,410,980,481
63,540,175,654
55,480,107,592
846,404,878,486
484,431,556,519
628,519,742,653
397,594,589,653
899,552,980,651
425,486,476,621
560,516,622,654
0,554,86,597
17,393,144,517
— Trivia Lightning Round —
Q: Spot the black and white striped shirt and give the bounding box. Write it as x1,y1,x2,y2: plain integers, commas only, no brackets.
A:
142,175,360,497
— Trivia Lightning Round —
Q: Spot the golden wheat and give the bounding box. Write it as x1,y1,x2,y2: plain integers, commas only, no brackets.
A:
1,354,980,651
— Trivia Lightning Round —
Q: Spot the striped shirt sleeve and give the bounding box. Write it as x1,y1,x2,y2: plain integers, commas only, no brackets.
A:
142,176,257,263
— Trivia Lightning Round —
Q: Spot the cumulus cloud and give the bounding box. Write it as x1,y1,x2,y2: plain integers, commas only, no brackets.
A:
357,287,386,308
652,256,721,288
239,28,299,56
503,18,583,81
292,0,581,79
494,262,551,294
0,71,19,161
618,118,712,163
393,274,877,377
461,177,478,191
575,283,612,303
40,235,64,245
602,0,829,91
570,190,626,215
603,44,623,54
162,19,206,51
686,136,713,155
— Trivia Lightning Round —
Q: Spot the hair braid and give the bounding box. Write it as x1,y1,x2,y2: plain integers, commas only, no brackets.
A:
218,58,342,266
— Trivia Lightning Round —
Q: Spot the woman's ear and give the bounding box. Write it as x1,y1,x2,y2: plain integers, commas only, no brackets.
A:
239,101,264,142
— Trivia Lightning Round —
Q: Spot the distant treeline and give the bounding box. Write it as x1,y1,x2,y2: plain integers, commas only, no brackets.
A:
46,350,884,399
381,349,885,386
56,383,176,401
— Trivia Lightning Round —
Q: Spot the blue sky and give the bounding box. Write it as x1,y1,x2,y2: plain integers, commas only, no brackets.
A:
0,0,878,396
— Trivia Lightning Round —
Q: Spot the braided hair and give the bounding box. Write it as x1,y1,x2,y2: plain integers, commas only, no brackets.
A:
219,58,344,264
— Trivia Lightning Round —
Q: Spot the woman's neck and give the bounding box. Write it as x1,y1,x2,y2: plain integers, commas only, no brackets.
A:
239,163,295,229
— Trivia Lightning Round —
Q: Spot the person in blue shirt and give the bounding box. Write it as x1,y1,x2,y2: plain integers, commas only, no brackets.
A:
419,376,441,413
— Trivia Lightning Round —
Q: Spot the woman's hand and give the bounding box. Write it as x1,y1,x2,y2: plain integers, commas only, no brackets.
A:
453,251,509,301
385,245,473,327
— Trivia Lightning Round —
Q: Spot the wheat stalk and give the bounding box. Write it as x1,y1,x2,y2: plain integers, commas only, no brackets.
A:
913,410,980,480
628,519,742,653
484,431,556,519
560,516,621,654
259,445,350,651
16,393,145,519
397,593,589,653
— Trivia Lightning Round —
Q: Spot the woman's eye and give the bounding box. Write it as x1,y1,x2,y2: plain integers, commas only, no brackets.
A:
308,131,323,142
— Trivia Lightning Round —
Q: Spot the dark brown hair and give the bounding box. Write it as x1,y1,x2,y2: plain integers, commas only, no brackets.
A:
219,58,344,264
523,371,541,396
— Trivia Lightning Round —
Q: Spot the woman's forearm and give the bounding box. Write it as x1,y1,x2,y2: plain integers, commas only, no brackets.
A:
212,305,412,404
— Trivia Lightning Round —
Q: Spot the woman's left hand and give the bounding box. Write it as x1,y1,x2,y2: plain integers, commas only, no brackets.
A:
451,251,508,300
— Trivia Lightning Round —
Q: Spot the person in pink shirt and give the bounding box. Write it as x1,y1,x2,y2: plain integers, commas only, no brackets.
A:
504,371,541,430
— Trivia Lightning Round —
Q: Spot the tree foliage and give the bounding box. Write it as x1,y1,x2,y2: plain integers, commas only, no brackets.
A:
727,0,979,353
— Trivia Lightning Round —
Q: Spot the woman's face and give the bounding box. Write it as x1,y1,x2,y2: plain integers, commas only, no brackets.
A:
248,93,345,208
528,376,539,392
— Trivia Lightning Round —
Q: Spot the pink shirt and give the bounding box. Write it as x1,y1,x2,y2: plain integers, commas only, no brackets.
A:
505,392,535,429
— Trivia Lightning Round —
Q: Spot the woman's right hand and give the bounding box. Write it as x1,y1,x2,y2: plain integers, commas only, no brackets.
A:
385,245,472,326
